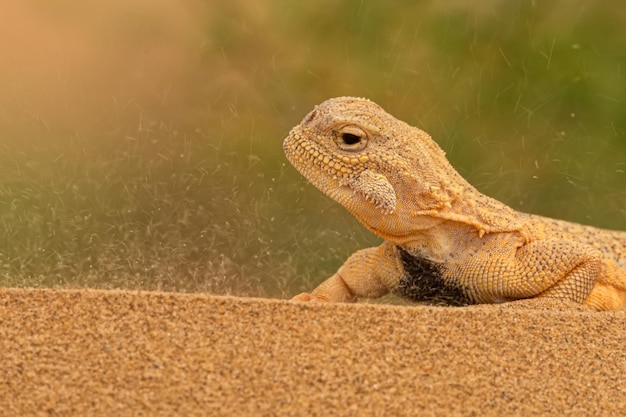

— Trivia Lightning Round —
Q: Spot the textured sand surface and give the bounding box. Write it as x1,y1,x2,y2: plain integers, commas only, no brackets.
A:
1,288,625,416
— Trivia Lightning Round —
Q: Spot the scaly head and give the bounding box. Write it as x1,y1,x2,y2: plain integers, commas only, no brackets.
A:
283,97,476,235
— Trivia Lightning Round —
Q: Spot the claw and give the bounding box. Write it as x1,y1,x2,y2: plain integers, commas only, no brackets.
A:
291,292,317,302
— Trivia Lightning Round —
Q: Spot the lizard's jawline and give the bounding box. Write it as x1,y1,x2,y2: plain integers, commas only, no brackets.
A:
337,182,394,216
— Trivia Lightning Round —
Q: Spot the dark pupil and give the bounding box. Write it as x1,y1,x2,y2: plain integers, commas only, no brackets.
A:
341,133,361,145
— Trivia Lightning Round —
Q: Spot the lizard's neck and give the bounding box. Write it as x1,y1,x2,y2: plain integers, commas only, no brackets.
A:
351,171,524,245
407,143,524,233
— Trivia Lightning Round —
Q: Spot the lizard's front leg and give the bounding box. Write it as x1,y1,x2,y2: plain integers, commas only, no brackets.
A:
463,238,605,306
291,242,402,302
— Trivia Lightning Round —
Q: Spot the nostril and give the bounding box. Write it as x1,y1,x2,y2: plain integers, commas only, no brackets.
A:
305,109,317,123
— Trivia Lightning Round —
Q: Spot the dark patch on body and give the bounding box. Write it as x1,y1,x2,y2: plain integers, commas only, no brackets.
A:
394,247,473,307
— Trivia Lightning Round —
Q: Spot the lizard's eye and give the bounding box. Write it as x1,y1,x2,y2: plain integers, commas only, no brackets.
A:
341,133,361,145
335,126,368,152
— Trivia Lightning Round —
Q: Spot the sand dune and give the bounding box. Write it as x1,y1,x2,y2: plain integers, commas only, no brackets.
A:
1,288,624,416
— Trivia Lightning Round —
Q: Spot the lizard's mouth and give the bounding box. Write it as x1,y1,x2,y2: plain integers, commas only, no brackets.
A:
284,132,397,216
284,134,358,180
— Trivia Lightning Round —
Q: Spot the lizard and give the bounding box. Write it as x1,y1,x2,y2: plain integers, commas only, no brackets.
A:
283,96,626,311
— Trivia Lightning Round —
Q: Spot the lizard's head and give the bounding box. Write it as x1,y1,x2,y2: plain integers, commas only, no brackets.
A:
283,96,461,225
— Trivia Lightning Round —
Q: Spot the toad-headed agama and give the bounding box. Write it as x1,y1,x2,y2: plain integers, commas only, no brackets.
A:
283,97,626,310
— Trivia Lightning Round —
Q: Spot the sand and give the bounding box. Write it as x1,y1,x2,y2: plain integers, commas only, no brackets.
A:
1,288,625,416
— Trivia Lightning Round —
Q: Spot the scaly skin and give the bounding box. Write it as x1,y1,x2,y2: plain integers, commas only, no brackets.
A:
283,97,626,310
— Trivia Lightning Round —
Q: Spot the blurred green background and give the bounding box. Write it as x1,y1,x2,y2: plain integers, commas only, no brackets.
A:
1,0,625,298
